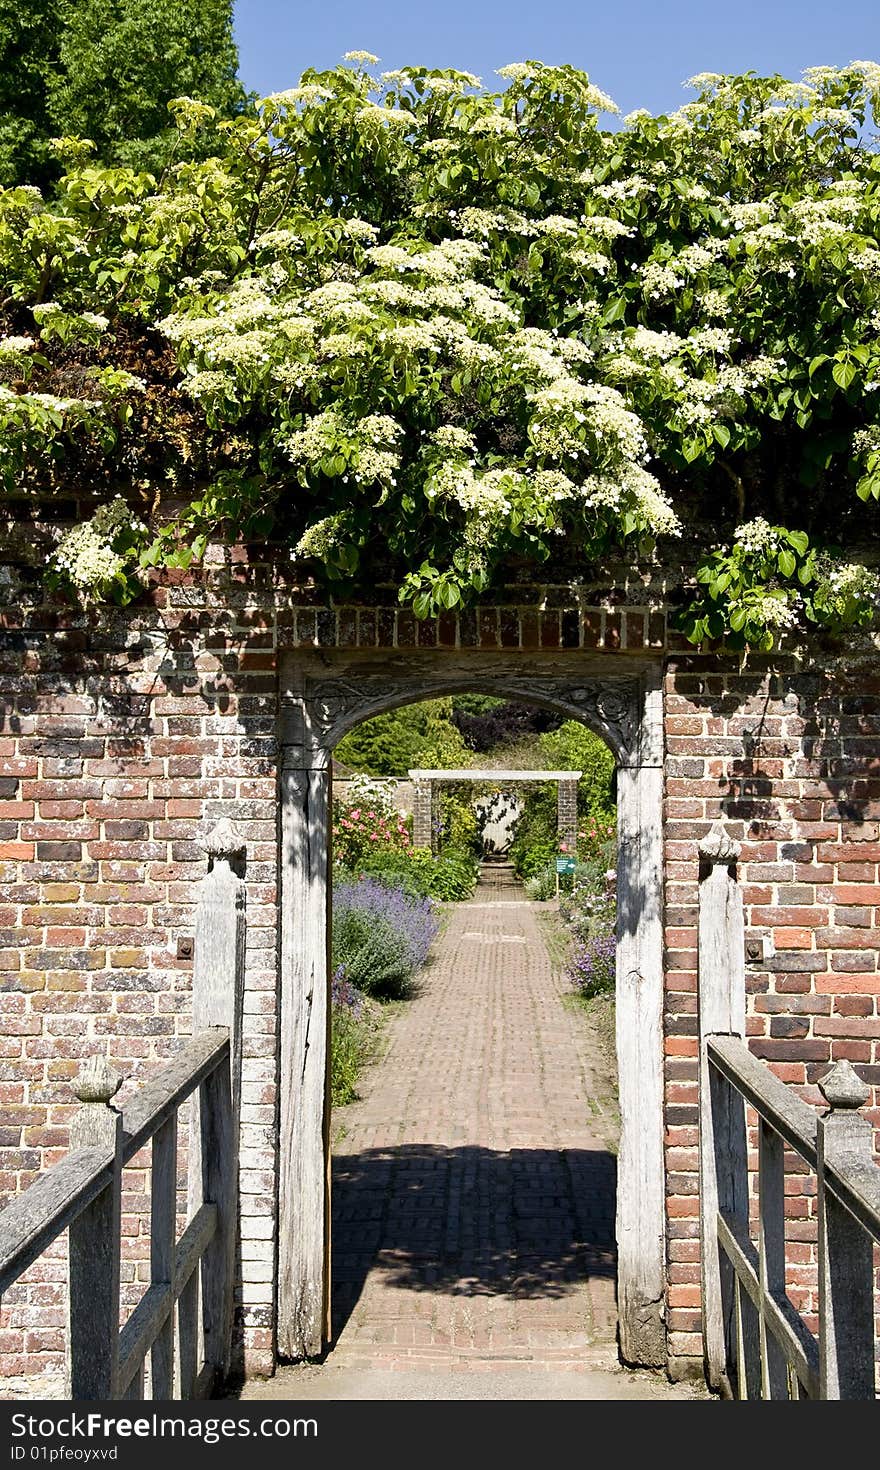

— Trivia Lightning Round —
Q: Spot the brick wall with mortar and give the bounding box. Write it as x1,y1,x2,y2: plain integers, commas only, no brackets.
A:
0,547,878,1390
663,658,880,1371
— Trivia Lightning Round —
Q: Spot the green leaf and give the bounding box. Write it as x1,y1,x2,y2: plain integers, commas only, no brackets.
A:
777,548,796,578
602,295,627,325
832,358,857,391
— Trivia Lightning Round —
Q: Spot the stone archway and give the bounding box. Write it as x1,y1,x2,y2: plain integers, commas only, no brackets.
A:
277,648,665,1367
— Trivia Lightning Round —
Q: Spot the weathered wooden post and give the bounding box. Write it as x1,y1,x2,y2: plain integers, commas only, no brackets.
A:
614,671,666,1368
149,1110,177,1399
817,1059,876,1400
67,1054,123,1399
279,761,331,1359
188,817,246,1387
697,820,755,1395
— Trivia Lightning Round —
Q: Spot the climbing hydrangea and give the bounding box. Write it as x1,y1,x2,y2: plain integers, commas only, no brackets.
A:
0,55,879,645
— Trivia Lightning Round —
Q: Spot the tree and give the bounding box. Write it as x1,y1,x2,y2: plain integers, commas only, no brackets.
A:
334,700,471,777
2,55,880,650
0,0,245,189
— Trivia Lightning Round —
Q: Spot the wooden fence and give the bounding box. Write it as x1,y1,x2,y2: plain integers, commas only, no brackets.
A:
698,820,880,1400
0,818,245,1400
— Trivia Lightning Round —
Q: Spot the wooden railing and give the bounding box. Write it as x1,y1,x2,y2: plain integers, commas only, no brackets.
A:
697,820,880,1401
704,1036,880,1399
0,817,246,1401
0,1031,235,1399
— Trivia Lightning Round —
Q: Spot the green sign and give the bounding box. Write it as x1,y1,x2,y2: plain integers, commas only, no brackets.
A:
555,857,576,874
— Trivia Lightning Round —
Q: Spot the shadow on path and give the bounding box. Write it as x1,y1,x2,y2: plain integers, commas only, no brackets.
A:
330,1143,616,1344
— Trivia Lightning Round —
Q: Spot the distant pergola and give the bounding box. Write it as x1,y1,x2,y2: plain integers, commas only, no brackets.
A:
408,768,582,854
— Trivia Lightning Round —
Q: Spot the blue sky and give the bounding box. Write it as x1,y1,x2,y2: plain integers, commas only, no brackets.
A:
233,0,880,117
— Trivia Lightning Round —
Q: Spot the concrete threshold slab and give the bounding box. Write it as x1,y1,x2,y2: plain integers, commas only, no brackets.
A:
234,1363,710,1402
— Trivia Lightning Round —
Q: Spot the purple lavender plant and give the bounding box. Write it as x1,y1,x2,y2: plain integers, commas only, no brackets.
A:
331,965,364,1019
332,879,439,998
569,932,616,999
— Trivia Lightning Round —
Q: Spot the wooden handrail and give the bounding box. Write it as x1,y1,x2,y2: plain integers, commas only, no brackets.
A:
705,1035,880,1399
0,1147,115,1295
1,818,246,1402
121,1029,230,1161
707,1034,880,1242
706,1035,818,1166
0,1029,230,1288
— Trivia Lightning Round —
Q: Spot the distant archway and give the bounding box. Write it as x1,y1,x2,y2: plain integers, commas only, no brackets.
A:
406,767,583,854
277,648,665,1368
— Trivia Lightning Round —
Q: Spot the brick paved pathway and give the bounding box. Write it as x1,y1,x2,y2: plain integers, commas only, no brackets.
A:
324,868,621,1374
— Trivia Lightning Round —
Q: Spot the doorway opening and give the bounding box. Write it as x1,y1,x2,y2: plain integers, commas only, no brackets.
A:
326,695,621,1370
277,649,665,1369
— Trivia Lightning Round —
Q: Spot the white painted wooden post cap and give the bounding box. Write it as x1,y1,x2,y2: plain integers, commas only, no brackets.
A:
74,1053,122,1104
698,820,741,864
199,817,246,860
818,1058,870,1111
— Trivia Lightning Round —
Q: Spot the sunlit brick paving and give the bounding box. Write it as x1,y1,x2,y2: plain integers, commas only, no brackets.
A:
243,870,704,1399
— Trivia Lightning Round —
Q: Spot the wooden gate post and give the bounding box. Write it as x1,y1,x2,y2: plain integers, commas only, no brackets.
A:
190,817,246,1384
278,764,332,1359
67,1054,123,1399
817,1060,876,1399
697,820,752,1394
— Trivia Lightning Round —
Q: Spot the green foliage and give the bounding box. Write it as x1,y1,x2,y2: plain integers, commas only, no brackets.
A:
334,699,470,777
538,721,615,825
330,1001,371,1107
2,54,880,643
510,721,614,877
677,519,880,650
336,847,479,903
437,788,480,855
0,0,246,189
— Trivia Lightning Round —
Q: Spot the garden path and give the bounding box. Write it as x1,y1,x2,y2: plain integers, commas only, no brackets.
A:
241,871,703,1400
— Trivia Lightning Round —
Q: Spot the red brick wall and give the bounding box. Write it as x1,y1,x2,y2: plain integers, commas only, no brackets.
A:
1,553,878,1390
663,659,880,1370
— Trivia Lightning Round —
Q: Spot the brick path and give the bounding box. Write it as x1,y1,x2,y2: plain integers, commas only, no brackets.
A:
325,868,621,1374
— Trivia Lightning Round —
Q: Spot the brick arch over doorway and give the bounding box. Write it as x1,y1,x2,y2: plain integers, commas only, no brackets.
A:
277,648,666,1367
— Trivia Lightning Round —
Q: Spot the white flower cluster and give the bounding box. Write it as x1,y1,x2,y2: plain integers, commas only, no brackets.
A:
467,113,519,136
734,517,781,555
816,560,880,608
428,425,476,454
270,85,332,107
356,104,424,129
527,376,650,471
295,514,345,558
750,594,798,630
583,465,680,536
286,409,403,488
852,426,880,457
0,335,35,359
49,497,145,596
640,260,685,300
